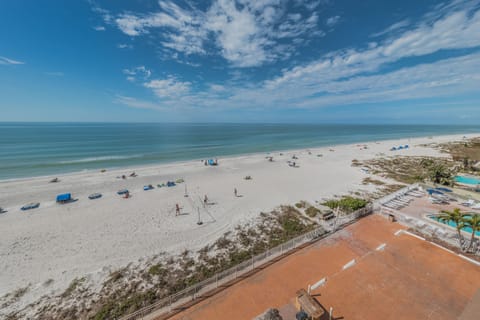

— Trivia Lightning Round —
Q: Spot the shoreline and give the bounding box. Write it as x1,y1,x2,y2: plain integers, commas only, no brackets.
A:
1,131,477,184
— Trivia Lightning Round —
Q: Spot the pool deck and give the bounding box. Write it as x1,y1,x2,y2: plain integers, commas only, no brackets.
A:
397,195,480,235
162,214,480,320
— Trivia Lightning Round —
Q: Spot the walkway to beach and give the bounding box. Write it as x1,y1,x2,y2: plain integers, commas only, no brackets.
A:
164,214,480,320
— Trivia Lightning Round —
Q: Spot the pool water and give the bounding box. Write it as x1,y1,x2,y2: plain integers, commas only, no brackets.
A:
455,175,480,185
429,215,480,235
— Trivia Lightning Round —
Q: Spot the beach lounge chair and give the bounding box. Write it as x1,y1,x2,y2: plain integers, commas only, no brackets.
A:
143,185,154,191
88,193,102,200
360,167,369,174
461,199,475,207
471,202,480,210
167,181,176,187
21,202,40,211
436,187,452,193
117,189,129,195
428,196,446,204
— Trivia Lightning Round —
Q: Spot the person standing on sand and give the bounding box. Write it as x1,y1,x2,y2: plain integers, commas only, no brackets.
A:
204,195,208,206
234,188,237,197
175,203,180,216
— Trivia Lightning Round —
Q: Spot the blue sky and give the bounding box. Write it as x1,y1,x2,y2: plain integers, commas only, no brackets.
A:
0,0,479,123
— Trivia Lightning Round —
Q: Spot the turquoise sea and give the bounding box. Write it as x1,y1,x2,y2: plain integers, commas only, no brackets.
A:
0,123,479,180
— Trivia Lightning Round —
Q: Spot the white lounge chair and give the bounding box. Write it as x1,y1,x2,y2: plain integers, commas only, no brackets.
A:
461,199,475,207
471,202,480,210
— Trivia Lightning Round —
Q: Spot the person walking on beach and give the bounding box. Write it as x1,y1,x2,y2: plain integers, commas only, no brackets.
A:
175,203,180,216
204,195,208,206
234,188,237,197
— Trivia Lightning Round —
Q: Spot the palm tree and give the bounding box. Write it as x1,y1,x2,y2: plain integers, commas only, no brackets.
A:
437,208,467,249
428,163,453,186
463,214,480,252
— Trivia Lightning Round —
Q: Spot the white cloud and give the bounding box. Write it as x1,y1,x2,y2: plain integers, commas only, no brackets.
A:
115,95,167,110
370,19,410,38
265,4,480,90
102,0,324,67
122,66,151,81
114,0,480,114
93,26,106,31
0,56,24,65
325,15,340,27
144,77,191,99
117,43,132,49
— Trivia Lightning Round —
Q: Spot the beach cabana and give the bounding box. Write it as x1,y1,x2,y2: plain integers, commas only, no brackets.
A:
397,145,404,150
56,193,72,203
390,147,397,151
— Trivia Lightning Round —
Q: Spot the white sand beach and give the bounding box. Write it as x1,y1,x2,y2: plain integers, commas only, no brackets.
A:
0,133,476,314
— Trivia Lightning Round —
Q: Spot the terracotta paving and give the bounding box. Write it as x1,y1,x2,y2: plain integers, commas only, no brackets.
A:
165,214,480,320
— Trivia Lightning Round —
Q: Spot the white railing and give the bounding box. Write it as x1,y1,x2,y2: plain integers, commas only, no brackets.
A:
119,205,373,320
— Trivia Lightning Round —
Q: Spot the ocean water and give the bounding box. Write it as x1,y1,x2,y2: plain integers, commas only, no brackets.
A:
0,123,479,180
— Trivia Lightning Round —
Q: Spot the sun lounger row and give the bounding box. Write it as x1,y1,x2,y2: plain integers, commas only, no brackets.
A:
15,179,185,212
382,193,417,210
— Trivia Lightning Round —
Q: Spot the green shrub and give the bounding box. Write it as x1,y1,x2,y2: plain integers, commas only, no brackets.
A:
148,264,167,277
294,202,305,209
305,206,320,218
323,197,368,213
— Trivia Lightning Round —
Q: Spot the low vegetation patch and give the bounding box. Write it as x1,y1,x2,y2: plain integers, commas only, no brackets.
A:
362,177,385,185
358,156,456,185
62,277,85,298
305,206,320,218
323,196,368,213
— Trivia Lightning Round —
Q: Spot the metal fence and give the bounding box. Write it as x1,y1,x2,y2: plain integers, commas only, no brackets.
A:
119,204,373,320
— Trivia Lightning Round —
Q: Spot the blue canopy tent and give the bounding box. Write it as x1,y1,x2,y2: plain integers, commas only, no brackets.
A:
56,193,72,203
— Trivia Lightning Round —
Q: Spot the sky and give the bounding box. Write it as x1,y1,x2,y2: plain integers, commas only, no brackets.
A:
0,0,479,123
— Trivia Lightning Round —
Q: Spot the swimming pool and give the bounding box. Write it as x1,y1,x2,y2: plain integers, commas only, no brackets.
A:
429,215,480,236
455,175,480,185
